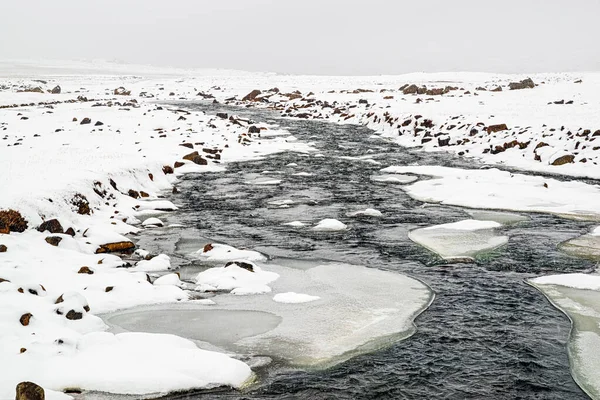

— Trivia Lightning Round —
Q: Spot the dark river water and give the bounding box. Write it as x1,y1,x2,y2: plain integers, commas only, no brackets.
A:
151,102,597,400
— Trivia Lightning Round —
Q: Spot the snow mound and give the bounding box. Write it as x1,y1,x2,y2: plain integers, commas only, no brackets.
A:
313,219,347,231
142,217,164,227
196,262,279,295
195,244,266,262
132,254,172,272
273,292,320,304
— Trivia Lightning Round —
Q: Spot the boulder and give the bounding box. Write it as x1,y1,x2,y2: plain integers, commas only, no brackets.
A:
242,89,262,101
486,124,508,133
183,151,208,165
127,189,140,199
15,381,45,400
66,310,83,320
0,209,28,233
509,78,535,90
225,260,255,272
551,154,575,166
38,219,63,234
95,241,135,254
174,161,185,168
248,126,261,134
162,165,174,174
402,84,419,95
50,86,61,94
65,227,76,237
0,244,6,252
216,112,228,119
45,236,62,246
20,313,32,326
77,266,94,274
80,117,91,125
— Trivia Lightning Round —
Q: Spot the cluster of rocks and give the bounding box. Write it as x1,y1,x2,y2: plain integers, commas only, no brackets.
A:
400,84,459,96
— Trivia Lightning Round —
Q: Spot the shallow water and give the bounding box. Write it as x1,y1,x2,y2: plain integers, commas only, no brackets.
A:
137,103,599,399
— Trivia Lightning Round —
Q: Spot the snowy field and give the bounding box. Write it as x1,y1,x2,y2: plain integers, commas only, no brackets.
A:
2,60,600,399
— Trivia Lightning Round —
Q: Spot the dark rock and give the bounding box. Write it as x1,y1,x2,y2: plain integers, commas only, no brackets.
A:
127,189,140,199
140,191,149,198
183,151,208,165
402,84,419,95
94,121,104,126
0,209,29,233
203,243,214,253
551,154,575,166
242,89,262,101
216,112,228,119
95,241,135,254
174,161,185,168
491,86,503,92
0,244,6,252
80,118,91,125
38,219,63,234
162,165,174,174
509,78,535,90
20,313,33,326
65,228,76,237
50,86,61,94
180,143,194,149
77,266,94,274
225,260,255,272
45,236,62,246
16,381,45,400
71,194,90,215
66,310,83,320
486,124,508,133
248,126,261,134
438,136,450,146
105,286,114,292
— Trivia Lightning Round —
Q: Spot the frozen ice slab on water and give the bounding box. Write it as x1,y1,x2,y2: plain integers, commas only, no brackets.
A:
194,243,266,262
409,219,508,261
273,292,320,303
105,262,432,368
371,174,418,184
530,276,600,399
559,228,600,261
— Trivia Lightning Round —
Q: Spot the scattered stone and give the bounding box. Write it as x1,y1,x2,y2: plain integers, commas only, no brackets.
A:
140,191,149,198
172,186,179,194
114,87,131,96
174,161,185,168
66,310,83,320
95,241,135,254
509,78,535,90
38,219,63,234
216,112,228,119
127,189,140,199
183,151,208,165
71,194,91,215
20,313,32,326
486,124,508,133
551,154,575,166
50,85,61,94
225,260,255,272
77,266,94,274
242,89,262,101
0,244,6,252
0,209,28,233
203,243,214,253
80,117,91,125
45,236,62,246
491,86,503,92
65,227,76,237
105,286,114,292
94,121,104,126
248,126,261,134
15,381,45,400
162,165,174,174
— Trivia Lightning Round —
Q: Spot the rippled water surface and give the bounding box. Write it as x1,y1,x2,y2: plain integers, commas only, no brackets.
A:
148,103,598,399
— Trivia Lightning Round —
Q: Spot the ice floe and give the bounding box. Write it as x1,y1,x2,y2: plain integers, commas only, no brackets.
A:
313,219,348,231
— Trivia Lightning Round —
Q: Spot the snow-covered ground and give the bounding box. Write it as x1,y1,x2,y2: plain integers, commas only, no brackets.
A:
3,60,600,399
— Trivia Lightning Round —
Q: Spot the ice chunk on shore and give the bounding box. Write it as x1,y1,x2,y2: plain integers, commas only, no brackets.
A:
313,219,347,231
195,243,266,262
409,219,508,261
530,276,600,399
284,221,306,227
273,292,320,303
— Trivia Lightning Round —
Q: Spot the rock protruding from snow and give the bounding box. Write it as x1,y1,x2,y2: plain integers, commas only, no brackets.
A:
196,261,279,295
195,243,266,262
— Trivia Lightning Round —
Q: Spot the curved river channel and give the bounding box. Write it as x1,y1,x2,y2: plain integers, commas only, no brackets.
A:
127,103,599,399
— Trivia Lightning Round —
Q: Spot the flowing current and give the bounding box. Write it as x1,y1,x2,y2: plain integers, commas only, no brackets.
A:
140,103,597,399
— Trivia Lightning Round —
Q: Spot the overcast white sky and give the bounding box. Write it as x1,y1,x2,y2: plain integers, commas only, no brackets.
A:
1,0,598,75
